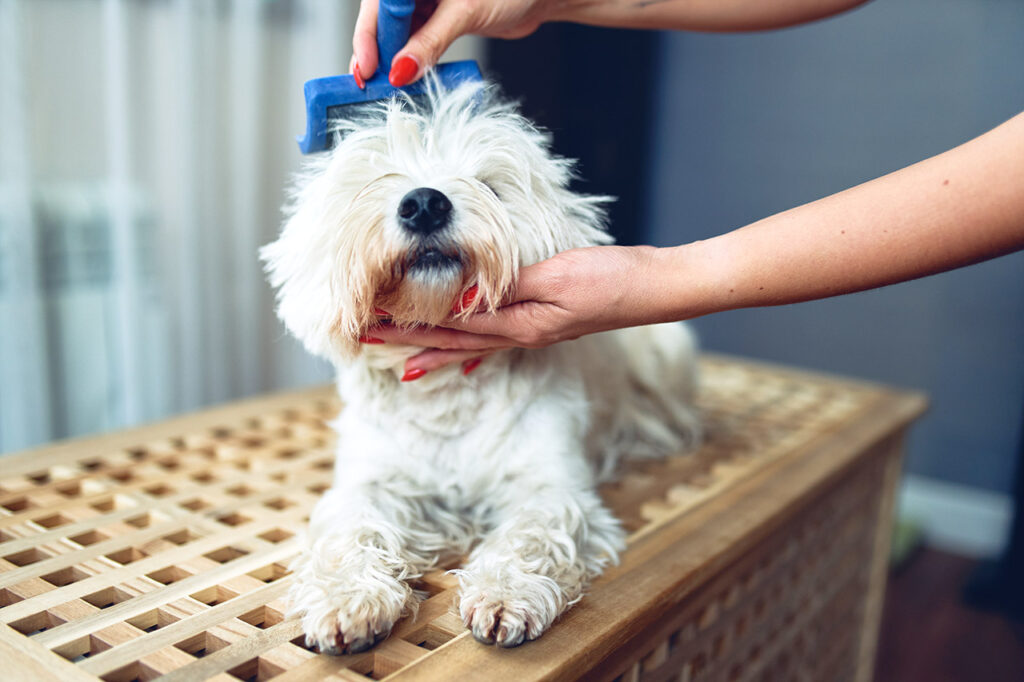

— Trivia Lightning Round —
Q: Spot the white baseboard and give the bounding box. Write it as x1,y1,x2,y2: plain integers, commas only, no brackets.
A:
897,474,1013,559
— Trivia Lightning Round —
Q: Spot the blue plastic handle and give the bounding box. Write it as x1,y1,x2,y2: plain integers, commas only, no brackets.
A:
296,0,483,154
377,0,415,75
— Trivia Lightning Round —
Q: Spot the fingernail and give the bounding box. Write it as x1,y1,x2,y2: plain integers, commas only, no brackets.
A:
462,358,482,375
374,307,391,316
353,62,366,90
454,285,479,313
401,368,427,382
359,336,385,344
389,55,418,87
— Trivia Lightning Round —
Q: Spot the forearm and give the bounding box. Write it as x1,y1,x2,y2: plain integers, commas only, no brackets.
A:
549,0,871,32
658,111,1024,319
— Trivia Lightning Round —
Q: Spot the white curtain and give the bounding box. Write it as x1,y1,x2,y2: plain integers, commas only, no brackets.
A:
0,0,392,453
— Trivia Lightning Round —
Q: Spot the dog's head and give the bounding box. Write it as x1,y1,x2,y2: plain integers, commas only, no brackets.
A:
262,78,612,362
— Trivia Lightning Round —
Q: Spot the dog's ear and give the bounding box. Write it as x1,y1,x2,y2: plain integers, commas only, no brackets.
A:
263,158,398,362
261,197,354,363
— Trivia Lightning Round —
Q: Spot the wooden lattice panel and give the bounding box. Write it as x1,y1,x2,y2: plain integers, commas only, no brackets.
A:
0,355,925,681
600,448,891,682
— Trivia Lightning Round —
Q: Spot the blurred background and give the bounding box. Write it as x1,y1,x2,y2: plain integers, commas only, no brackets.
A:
0,0,1022,677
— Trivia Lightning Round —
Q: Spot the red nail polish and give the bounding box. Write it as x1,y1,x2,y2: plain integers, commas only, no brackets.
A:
389,56,418,87
401,368,427,382
353,61,365,90
359,336,385,344
462,358,482,375
454,285,479,313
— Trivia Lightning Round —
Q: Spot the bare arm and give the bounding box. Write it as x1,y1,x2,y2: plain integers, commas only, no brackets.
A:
371,111,1024,373
548,0,872,33
353,0,870,85
668,110,1024,320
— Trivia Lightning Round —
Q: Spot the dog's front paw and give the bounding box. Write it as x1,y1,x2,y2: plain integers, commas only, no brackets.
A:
460,593,546,648
287,551,414,655
458,565,574,648
290,582,408,654
290,582,406,654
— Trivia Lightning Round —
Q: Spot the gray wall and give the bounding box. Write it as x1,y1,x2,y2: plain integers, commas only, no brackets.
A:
646,0,1024,493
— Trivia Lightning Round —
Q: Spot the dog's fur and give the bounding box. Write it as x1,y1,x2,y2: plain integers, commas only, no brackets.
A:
261,78,701,653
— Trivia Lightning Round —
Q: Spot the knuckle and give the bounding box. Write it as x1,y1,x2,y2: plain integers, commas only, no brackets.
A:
452,333,479,351
462,0,485,25
456,0,479,18
521,327,550,349
356,0,376,24
520,334,541,349
418,35,444,63
541,264,571,295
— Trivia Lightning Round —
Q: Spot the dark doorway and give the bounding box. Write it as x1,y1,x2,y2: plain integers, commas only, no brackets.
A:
485,24,661,246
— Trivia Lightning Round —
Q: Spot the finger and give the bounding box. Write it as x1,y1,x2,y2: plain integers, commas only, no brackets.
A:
353,0,379,80
503,259,561,306
452,260,553,313
348,55,366,90
405,348,495,374
447,263,560,335
368,323,513,351
447,301,544,339
391,0,475,83
410,0,439,34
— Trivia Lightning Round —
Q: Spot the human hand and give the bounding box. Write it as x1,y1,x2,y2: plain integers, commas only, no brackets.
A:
351,0,552,86
366,245,669,376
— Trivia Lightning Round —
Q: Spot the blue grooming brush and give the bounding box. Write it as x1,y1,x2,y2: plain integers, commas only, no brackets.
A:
297,0,483,154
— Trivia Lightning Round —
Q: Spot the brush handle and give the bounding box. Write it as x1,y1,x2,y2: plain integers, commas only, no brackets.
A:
378,0,415,76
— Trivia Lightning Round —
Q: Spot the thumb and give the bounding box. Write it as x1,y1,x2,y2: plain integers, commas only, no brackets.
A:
390,1,474,84
502,260,556,306
454,260,552,314
448,262,556,336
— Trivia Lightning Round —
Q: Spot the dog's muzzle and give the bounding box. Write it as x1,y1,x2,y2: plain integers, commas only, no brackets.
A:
398,187,451,236
399,187,462,272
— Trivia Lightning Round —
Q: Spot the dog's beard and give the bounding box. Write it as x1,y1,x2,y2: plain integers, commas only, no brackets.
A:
330,176,519,352
377,240,464,326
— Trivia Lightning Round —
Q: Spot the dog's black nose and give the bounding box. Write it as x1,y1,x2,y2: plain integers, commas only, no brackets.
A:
398,187,452,236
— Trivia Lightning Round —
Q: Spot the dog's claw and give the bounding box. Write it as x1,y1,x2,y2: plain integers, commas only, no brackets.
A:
470,605,502,645
471,624,494,644
495,616,528,648
465,601,531,648
495,623,524,648
344,635,377,654
319,629,387,655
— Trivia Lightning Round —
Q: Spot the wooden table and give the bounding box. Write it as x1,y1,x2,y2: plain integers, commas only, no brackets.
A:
0,355,926,681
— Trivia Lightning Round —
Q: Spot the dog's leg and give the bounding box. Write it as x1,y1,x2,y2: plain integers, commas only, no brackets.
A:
287,483,445,654
457,485,625,647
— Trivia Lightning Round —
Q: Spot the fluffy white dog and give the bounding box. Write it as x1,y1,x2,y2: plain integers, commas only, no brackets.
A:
261,78,701,653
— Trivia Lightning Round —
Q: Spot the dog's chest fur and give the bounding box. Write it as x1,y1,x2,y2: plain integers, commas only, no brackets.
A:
331,343,592,499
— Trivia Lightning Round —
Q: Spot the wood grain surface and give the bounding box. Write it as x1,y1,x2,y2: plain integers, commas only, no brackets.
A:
0,354,926,681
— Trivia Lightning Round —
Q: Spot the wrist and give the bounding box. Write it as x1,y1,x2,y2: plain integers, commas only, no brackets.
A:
650,239,738,322
547,0,608,24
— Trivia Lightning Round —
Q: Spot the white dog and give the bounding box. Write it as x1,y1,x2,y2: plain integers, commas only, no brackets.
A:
261,78,701,654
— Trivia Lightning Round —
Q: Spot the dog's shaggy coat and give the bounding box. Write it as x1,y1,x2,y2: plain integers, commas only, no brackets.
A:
261,79,700,652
